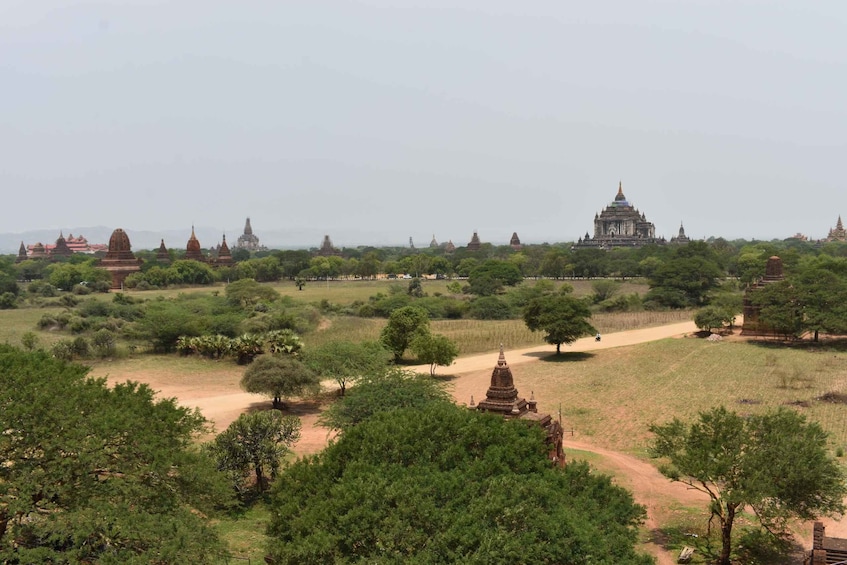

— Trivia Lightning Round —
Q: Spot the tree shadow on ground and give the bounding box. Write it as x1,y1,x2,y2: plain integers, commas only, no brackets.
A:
748,337,847,352
244,398,325,416
532,351,595,363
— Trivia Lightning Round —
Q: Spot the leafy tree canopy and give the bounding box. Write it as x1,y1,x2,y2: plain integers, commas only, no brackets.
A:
0,345,233,563
269,402,651,564
410,333,459,375
207,411,301,495
241,353,321,409
318,368,453,432
302,340,391,396
651,406,845,565
380,305,431,361
523,288,596,354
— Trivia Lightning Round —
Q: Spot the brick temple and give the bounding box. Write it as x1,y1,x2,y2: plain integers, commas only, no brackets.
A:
473,345,565,466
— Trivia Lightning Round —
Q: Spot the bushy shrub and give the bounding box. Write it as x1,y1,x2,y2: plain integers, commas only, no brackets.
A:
51,340,75,361
91,329,117,358
357,303,376,317
91,280,112,293
467,296,514,320
67,316,91,334
79,299,110,318
38,312,71,330
596,293,643,313
59,294,81,308
0,292,17,310
20,331,39,351
72,284,93,295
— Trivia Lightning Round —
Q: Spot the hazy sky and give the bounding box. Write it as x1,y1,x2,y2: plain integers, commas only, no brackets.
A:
2,1,846,246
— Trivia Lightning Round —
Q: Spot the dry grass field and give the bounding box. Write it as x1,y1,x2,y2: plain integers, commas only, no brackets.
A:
510,336,847,454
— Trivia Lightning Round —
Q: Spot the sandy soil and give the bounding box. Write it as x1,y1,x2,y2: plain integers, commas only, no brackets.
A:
104,319,838,564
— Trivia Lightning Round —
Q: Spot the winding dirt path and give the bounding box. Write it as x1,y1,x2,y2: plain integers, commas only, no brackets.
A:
100,319,833,564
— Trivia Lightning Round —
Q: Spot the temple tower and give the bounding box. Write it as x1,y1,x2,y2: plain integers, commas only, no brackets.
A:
216,234,234,266
51,232,73,258
741,255,785,336
467,231,482,251
184,226,206,262
236,217,262,251
15,241,27,263
99,228,142,289
475,346,565,466
156,239,171,264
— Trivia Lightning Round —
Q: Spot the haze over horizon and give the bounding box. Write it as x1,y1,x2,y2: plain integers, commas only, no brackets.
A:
3,1,846,245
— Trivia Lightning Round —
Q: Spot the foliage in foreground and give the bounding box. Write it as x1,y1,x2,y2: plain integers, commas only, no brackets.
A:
317,368,453,432
0,345,234,563
650,406,846,565
270,402,652,564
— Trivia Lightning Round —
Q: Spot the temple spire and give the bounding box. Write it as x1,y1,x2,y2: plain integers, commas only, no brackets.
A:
615,181,626,201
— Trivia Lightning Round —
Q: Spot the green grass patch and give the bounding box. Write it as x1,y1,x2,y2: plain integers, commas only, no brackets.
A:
213,501,272,564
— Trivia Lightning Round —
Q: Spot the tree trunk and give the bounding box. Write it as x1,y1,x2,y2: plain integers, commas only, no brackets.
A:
814,329,819,342
254,460,265,492
718,505,735,565
556,343,561,354
273,395,281,409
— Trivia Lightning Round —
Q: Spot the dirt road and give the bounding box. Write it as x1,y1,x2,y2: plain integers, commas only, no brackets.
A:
106,319,830,564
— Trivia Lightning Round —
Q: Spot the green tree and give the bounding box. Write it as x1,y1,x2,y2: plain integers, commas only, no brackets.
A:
380,305,431,361
523,288,596,354
407,276,424,297
169,259,216,285
466,259,523,296
225,278,280,307
650,406,846,565
270,402,651,564
410,333,459,376
694,305,734,333
0,345,233,563
303,340,391,396
318,369,452,432
207,411,301,494
646,242,724,308
241,354,321,409
591,279,622,302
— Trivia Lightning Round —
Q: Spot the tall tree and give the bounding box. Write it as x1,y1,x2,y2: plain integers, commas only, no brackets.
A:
410,333,459,376
523,288,596,354
241,354,321,409
650,406,845,565
0,345,233,563
380,305,431,362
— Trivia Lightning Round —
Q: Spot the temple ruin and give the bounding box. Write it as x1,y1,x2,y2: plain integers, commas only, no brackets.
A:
466,231,482,251
473,346,565,466
741,255,785,336
99,228,142,290
809,522,847,564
